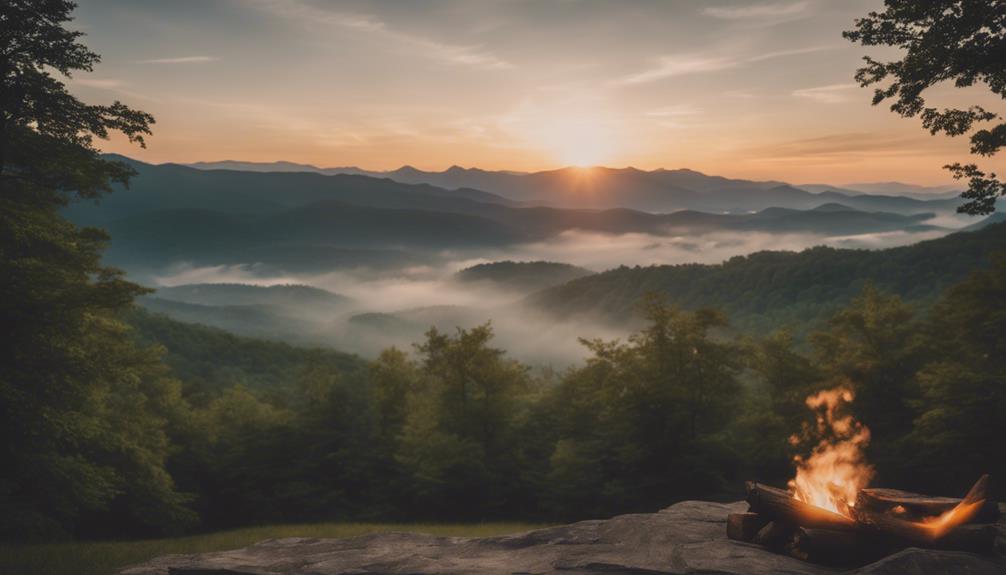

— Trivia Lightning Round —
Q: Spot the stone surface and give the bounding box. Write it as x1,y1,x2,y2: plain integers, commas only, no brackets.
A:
120,500,1005,575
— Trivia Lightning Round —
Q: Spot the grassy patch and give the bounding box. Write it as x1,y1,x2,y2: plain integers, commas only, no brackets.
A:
0,522,546,575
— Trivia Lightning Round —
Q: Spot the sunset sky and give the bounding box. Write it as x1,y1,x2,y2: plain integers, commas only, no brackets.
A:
72,0,1004,185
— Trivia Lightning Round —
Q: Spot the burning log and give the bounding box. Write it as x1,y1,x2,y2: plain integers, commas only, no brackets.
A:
746,481,858,532
738,475,1000,562
851,475,994,547
856,476,1000,524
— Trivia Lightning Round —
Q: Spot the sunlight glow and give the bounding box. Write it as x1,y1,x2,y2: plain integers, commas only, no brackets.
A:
541,116,615,167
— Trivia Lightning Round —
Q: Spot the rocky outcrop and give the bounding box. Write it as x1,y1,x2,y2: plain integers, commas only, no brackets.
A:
120,500,1005,575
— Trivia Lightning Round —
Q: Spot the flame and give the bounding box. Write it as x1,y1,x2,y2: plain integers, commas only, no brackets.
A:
787,386,874,517
920,500,984,538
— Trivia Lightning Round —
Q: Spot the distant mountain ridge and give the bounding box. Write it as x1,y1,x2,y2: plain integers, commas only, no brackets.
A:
182,158,962,214
68,156,967,277
454,261,595,292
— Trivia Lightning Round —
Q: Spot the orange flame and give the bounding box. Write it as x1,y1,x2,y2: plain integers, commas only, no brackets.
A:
788,386,874,517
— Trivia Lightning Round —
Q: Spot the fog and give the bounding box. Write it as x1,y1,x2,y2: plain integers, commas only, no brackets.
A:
147,226,959,366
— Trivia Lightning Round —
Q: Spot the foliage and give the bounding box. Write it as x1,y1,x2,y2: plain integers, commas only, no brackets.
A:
0,0,153,197
539,299,743,517
0,0,193,540
844,0,1006,214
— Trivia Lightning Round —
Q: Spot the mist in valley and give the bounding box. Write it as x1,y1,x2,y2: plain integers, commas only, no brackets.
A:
142,223,966,367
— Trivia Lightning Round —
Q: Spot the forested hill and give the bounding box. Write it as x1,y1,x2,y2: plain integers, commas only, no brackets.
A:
527,222,1006,334
124,308,368,396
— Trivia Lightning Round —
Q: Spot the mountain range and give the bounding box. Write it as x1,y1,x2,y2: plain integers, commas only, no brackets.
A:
64,156,977,277
184,159,963,214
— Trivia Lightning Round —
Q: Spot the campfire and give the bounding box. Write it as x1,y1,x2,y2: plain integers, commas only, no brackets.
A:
727,386,1001,565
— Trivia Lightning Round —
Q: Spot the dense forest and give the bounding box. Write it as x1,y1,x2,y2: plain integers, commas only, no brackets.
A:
5,258,1006,540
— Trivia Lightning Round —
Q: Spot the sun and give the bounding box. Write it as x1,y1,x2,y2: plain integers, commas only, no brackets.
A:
542,116,615,167
506,100,618,168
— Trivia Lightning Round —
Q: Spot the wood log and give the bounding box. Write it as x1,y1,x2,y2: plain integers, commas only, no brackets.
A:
746,481,859,532
727,512,768,542
851,475,992,546
753,520,795,550
857,476,999,524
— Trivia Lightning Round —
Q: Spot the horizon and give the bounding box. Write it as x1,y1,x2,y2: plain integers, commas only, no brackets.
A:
73,0,1003,185
116,153,965,191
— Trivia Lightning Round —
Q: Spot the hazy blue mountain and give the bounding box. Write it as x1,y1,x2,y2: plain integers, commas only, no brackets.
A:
960,211,1006,232
70,157,964,279
67,155,515,226
187,159,372,176
98,201,524,267
153,283,352,309
125,307,366,392
169,157,963,215
347,305,487,348
454,261,595,293
798,182,962,201
526,222,1006,333
97,200,946,275
372,164,961,214
841,181,961,198
138,297,316,344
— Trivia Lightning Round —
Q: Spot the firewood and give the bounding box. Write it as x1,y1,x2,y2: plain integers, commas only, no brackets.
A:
790,528,894,565
753,520,794,549
857,476,1000,524
851,475,992,546
745,481,859,532
726,512,768,542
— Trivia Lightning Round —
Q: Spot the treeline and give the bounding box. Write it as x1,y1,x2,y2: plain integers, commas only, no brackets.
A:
528,222,1006,335
5,258,1003,540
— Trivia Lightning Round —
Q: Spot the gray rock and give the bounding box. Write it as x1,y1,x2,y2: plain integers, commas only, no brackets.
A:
119,500,1005,575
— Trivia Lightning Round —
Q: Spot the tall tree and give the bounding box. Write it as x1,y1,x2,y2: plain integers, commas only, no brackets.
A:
0,1,191,539
844,1,1006,215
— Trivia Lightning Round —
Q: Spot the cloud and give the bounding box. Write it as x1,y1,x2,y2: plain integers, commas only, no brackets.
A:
747,44,837,62
703,1,811,23
253,0,512,70
139,56,218,64
792,83,858,104
746,132,930,163
645,104,703,118
619,44,835,86
618,55,735,85
72,78,126,89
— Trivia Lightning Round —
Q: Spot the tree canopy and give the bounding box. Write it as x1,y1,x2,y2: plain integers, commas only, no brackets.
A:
0,0,186,539
844,0,1006,215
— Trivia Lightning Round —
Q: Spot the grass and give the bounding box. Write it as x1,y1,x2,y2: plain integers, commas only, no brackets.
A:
0,522,547,575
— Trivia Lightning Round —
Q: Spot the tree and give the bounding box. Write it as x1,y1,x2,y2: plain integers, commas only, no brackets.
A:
397,325,530,518
1,0,153,194
541,297,743,517
0,1,189,540
844,1,1006,215
906,256,1006,494
809,285,926,485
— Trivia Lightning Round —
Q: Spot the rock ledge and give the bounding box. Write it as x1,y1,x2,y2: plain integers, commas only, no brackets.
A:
120,500,1005,575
